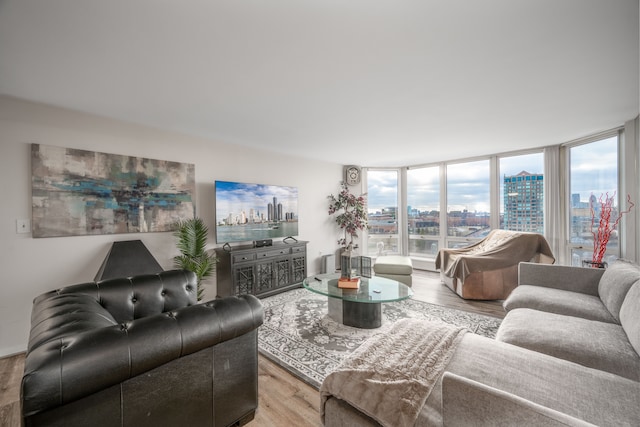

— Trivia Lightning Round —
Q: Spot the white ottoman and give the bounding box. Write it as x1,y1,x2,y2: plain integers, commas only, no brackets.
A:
373,256,413,286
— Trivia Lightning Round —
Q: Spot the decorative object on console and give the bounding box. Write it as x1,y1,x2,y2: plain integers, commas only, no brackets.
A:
94,239,163,281
214,180,298,244
173,217,217,301
31,144,195,238
254,239,272,247
328,183,368,249
588,192,635,267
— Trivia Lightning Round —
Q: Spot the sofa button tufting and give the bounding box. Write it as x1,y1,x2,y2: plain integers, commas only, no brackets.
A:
22,270,265,426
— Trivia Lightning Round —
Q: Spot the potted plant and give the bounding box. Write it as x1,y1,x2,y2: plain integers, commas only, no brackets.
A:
173,217,217,300
328,183,369,250
586,192,634,268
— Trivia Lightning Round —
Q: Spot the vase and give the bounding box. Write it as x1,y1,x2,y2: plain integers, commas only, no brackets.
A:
582,260,607,269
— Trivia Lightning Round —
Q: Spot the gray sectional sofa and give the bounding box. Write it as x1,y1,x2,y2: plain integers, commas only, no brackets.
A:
321,260,640,426
499,259,640,382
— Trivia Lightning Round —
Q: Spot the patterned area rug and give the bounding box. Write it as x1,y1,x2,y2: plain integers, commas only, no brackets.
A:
258,288,502,389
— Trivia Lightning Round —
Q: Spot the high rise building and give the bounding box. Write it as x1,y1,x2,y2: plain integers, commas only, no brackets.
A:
503,171,544,233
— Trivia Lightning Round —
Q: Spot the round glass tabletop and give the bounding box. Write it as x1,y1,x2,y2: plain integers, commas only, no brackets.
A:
302,273,413,304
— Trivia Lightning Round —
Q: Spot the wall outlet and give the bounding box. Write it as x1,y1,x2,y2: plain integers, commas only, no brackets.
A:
16,219,31,234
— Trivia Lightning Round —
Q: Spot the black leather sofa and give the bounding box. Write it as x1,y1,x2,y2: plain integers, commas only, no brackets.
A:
21,269,264,427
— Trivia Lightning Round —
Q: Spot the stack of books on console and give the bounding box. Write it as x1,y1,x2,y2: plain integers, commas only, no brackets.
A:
338,277,360,289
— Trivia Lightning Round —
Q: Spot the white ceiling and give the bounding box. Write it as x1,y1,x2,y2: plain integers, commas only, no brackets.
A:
0,0,638,167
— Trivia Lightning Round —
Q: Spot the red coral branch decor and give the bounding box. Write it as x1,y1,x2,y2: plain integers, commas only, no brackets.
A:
589,192,635,265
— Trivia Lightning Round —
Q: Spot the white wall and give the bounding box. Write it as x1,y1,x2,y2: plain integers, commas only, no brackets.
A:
0,95,344,357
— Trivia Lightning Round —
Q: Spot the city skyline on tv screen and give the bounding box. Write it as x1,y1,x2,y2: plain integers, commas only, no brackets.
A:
214,180,298,243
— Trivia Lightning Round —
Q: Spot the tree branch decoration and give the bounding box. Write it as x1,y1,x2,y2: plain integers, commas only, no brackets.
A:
328,183,369,249
589,192,634,265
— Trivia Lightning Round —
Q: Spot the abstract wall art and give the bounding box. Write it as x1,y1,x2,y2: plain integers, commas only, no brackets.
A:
31,144,195,238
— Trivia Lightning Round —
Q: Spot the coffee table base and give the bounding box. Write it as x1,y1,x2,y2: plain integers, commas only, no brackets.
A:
328,297,382,329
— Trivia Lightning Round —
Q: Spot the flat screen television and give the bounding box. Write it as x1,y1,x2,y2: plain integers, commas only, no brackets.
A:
214,180,299,244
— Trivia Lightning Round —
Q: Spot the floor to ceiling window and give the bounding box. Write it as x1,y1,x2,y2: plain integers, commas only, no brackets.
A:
407,166,440,257
366,169,399,256
499,152,544,233
568,135,620,266
446,160,491,247
362,125,635,267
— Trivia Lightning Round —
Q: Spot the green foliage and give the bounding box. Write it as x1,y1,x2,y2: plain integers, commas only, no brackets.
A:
328,183,369,248
173,217,216,301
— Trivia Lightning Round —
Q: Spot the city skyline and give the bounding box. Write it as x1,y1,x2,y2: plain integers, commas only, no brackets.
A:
366,141,618,214
215,181,298,225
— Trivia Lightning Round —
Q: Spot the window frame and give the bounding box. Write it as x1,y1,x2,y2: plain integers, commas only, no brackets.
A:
563,130,622,266
362,125,632,269
363,167,403,257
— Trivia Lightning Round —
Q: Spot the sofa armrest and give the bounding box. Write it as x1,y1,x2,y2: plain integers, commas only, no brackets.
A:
22,294,264,417
518,262,603,296
441,372,596,427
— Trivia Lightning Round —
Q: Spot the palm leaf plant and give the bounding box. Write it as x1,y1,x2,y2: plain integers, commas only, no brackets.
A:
173,217,216,301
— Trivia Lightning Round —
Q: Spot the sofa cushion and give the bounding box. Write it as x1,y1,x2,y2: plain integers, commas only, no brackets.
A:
619,280,640,356
496,308,640,381
373,256,413,275
420,334,640,427
598,259,640,321
503,285,616,323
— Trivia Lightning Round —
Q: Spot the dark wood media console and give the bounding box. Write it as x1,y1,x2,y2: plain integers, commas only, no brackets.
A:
215,241,308,298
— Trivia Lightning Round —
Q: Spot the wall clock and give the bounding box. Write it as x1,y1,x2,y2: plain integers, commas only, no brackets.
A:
344,165,361,186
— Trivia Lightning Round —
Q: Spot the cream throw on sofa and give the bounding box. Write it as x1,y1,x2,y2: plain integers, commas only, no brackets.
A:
320,319,467,427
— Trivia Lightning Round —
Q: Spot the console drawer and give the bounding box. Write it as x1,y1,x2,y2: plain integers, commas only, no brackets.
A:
232,253,255,263
258,248,291,258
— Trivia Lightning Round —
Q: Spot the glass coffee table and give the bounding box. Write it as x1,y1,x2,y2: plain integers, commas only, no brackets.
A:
302,273,413,329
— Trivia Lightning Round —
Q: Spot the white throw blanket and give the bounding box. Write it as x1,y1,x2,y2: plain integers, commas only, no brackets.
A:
320,318,468,427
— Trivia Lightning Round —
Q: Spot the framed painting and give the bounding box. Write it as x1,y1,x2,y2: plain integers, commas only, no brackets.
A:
31,144,195,238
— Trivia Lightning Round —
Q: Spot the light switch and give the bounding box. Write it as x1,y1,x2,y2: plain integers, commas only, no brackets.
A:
16,219,31,234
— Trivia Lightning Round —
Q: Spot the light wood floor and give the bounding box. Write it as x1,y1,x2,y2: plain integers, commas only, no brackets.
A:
0,270,504,427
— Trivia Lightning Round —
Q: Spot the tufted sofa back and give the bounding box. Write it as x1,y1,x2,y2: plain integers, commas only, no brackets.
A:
22,269,264,425
44,269,197,323
27,270,197,354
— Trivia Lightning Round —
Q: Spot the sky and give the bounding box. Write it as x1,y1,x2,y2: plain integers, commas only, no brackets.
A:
215,180,298,220
366,136,619,214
